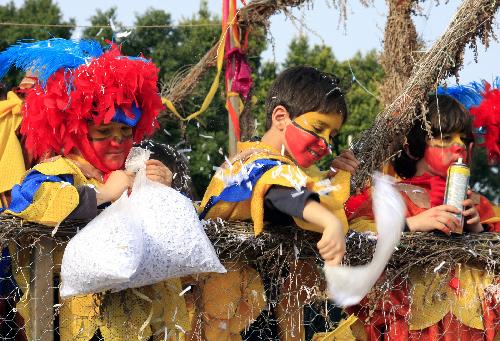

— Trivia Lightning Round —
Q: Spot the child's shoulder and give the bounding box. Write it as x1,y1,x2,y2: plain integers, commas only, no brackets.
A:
395,182,430,208
33,156,83,176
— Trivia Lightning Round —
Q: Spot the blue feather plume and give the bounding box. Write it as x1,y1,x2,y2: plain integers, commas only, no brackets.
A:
0,38,104,87
437,84,484,110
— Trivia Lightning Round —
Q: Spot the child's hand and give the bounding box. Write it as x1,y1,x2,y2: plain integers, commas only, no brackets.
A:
328,150,360,176
463,190,483,232
317,222,346,266
96,170,135,205
145,160,173,186
406,205,461,235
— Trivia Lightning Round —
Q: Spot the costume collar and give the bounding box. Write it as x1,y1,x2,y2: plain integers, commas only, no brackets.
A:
65,153,105,183
400,173,446,207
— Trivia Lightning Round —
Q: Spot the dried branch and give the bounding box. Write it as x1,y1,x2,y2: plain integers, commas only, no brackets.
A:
352,0,500,189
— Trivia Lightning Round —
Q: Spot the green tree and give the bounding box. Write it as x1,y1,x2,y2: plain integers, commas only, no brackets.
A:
471,148,499,204
82,1,267,196
82,7,121,43
0,0,74,95
276,36,384,168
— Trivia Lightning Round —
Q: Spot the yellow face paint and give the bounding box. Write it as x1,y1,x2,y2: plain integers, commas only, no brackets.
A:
427,132,467,149
293,111,343,145
88,122,133,141
284,111,344,168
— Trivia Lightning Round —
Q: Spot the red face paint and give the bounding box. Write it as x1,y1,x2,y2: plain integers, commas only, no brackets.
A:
88,122,134,171
90,137,133,171
285,122,328,168
424,134,467,177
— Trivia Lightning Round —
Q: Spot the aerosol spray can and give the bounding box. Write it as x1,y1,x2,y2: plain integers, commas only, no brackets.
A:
443,158,470,233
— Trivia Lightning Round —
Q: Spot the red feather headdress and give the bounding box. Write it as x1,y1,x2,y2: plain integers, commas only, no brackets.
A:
469,83,500,164
19,44,163,172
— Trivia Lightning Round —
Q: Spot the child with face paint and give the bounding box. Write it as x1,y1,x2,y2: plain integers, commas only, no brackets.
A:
0,39,189,340
346,94,500,340
198,66,359,341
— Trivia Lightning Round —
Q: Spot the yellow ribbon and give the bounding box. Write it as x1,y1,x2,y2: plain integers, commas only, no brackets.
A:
161,13,240,122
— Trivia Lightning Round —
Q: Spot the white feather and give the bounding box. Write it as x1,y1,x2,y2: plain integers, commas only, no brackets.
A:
324,172,405,307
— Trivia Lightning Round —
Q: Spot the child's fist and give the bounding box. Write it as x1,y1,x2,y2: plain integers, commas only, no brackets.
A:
328,150,360,176
97,170,135,204
317,223,346,266
145,159,173,186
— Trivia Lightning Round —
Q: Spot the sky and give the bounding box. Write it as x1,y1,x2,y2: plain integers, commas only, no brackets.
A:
6,0,500,83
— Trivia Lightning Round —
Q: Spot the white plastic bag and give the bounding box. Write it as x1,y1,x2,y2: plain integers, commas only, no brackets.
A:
60,191,144,298
61,147,225,298
113,147,225,290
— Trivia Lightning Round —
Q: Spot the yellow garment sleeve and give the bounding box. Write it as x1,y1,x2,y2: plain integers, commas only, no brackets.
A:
293,169,351,234
0,91,25,194
7,181,79,226
5,157,89,226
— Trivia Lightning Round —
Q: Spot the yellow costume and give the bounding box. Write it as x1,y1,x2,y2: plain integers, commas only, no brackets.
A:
6,156,190,340
198,141,350,341
200,140,349,235
0,91,25,206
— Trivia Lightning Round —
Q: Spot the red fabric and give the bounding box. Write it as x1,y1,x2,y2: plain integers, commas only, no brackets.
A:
399,173,446,208
344,187,371,219
349,279,500,341
347,175,500,340
226,98,241,141
225,47,253,100
20,44,163,173
470,84,500,165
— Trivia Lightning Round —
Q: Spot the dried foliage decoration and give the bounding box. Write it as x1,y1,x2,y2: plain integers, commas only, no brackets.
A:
1,216,498,284
352,0,500,189
379,0,420,107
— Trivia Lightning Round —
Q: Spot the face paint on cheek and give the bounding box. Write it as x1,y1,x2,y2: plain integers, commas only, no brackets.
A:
424,145,467,177
285,123,328,168
91,138,133,171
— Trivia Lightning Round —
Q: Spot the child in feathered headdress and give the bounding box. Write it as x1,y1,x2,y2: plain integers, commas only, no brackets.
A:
0,39,189,340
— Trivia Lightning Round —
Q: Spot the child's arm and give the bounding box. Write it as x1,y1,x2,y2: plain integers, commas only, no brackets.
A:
96,170,135,205
406,205,461,235
302,199,345,266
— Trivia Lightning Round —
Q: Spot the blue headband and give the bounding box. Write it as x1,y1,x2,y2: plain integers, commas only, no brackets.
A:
112,103,143,127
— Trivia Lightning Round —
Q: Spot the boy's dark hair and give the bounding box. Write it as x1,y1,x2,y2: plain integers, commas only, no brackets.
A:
392,94,473,179
265,66,348,129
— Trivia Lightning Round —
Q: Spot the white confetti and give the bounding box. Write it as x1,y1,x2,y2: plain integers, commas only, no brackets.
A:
116,30,132,38
200,134,214,139
163,129,171,136
175,324,186,334
178,286,191,296
291,190,304,198
433,261,446,273
109,18,117,32
51,222,61,237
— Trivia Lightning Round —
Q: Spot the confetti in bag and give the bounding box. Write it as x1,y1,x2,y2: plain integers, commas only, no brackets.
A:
61,148,225,298
60,191,144,298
